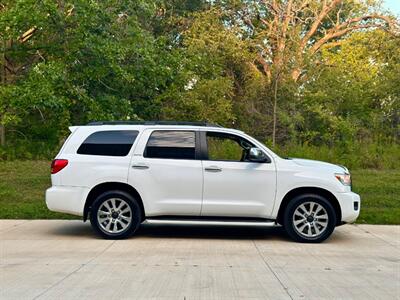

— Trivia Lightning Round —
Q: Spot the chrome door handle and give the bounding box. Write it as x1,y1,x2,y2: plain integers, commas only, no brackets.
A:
205,166,222,172
132,164,149,170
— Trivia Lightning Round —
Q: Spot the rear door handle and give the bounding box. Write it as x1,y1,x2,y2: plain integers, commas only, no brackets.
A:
205,166,222,172
132,164,149,170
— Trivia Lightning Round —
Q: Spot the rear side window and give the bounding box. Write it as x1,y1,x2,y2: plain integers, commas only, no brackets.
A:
77,130,139,156
144,130,196,159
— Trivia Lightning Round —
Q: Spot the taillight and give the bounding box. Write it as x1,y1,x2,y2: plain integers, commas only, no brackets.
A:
51,159,68,174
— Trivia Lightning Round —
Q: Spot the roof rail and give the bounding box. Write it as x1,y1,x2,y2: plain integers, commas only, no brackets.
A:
86,121,223,128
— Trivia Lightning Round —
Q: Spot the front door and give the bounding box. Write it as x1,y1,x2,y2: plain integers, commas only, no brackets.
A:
201,131,276,218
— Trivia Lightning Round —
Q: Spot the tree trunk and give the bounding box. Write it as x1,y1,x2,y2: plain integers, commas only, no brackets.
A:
272,73,280,147
1,40,5,146
0,125,4,146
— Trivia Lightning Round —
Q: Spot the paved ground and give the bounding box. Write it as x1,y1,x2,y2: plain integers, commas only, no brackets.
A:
0,220,399,300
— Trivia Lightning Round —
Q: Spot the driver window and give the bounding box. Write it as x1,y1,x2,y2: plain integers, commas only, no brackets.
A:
206,132,253,162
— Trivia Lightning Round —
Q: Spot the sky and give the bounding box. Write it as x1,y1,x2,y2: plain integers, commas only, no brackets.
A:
383,0,400,15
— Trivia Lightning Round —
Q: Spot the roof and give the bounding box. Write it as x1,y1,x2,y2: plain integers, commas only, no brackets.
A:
86,121,223,128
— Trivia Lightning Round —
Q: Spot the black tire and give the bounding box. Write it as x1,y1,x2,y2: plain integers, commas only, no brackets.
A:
283,194,337,243
89,190,142,239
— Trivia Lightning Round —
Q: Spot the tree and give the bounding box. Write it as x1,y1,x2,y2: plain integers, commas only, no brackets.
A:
0,0,168,149
157,9,250,125
300,29,400,144
221,0,398,145
0,0,398,159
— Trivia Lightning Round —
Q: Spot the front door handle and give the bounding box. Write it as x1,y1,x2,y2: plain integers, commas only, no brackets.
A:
132,164,149,170
205,166,222,172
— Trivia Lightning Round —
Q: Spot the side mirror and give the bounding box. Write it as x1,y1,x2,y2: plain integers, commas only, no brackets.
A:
248,147,269,163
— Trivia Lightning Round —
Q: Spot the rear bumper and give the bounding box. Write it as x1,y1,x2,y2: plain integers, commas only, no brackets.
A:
336,191,360,223
46,186,89,217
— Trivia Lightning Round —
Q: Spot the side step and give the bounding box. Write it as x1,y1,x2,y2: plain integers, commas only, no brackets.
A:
144,216,277,227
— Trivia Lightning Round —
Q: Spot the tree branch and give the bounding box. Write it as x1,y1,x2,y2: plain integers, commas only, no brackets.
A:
19,27,37,43
310,14,397,54
256,54,272,81
299,0,341,50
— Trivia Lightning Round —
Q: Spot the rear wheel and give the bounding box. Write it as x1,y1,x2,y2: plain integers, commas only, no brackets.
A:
283,194,336,243
90,190,141,239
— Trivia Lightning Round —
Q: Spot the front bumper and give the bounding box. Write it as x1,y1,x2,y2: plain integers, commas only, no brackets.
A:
335,191,360,223
46,186,89,217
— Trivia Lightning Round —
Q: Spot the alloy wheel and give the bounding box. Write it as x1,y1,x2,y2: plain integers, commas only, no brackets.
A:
97,198,132,234
292,201,329,238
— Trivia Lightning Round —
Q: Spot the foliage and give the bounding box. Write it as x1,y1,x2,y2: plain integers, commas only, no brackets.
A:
0,0,399,162
0,0,168,137
299,30,400,144
157,9,250,125
273,142,400,170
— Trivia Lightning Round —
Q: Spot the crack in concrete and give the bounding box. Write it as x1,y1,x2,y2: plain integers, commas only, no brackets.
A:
252,240,294,300
354,224,399,249
33,240,116,299
0,220,31,234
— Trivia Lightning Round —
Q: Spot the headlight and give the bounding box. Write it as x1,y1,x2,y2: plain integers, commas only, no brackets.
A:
335,173,351,186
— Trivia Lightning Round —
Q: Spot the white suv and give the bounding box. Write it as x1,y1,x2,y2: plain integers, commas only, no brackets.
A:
46,121,360,242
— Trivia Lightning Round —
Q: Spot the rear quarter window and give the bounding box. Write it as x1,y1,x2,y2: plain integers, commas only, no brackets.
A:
77,130,139,156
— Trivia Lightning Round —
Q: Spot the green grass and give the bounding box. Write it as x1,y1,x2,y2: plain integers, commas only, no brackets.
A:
0,161,398,224
0,161,76,219
351,170,400,224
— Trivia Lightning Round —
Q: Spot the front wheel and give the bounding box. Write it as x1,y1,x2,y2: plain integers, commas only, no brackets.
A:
283,194,337,243
89,190,142,239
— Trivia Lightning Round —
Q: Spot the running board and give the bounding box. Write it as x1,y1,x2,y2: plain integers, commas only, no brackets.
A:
144,217,277,227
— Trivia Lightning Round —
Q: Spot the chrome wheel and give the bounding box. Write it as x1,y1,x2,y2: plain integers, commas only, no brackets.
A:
97,198,132,234
292,201,329,238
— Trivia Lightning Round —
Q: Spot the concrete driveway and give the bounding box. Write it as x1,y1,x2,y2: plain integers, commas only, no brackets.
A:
0,220,399,299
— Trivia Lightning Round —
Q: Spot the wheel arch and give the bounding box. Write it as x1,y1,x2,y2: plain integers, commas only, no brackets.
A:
276,187,341,225
83,182,145,221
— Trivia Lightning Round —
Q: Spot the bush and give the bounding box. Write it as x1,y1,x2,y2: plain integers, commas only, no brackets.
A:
272,142,400,170
0,140,60,160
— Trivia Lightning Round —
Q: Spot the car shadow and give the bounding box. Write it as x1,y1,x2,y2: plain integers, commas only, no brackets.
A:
137,224,353,244
48,221,97,238
136,223,291,241
48,221,292,241
48,221,352,244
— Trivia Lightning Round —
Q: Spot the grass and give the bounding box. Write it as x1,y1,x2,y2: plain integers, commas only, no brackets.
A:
351,170,400,224
0,161,76,219
0,161,398,224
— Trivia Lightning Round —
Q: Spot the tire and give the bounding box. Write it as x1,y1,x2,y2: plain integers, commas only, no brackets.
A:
283,194,336,243
89,190,142,239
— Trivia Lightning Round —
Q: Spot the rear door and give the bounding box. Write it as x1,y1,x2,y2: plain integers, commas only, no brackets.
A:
128,129,203,217
201,131,276,218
